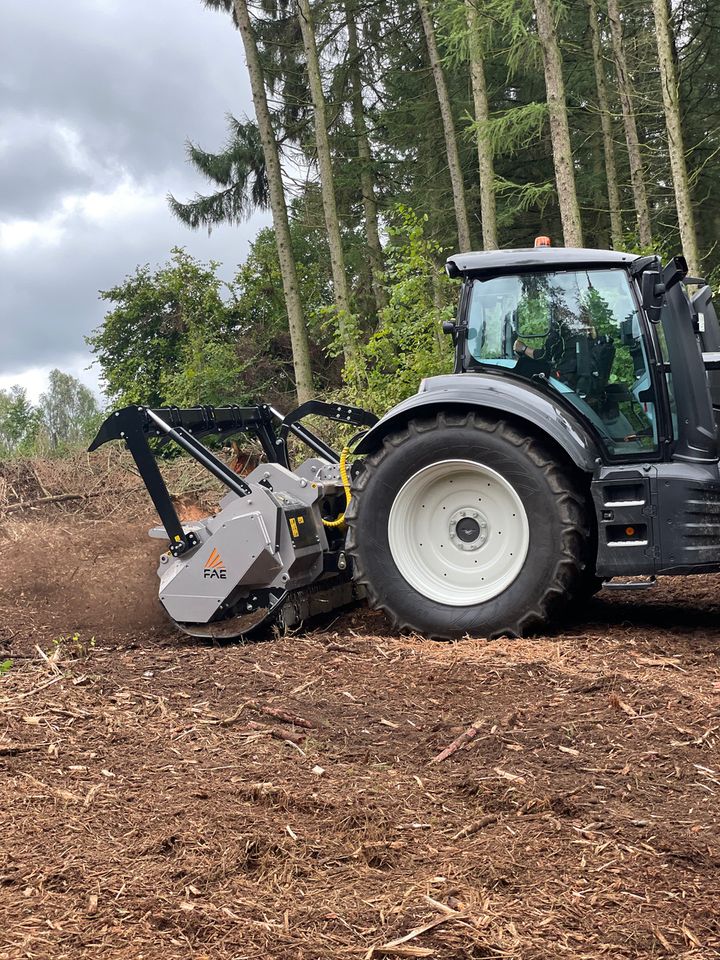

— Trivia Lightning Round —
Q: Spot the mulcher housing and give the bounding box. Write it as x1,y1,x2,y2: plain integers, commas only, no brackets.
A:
91,245,720,640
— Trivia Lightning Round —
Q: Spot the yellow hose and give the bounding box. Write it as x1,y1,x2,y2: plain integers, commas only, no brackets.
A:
322,445,352,528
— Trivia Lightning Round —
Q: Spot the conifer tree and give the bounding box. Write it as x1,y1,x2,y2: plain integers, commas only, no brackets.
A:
345,0,387,311
203,0,314,402
533,0,583,246
417,0,472,251
586,0,623,248
297,0,357,360
465,0,497,249
606,0,652,247
652,0,700,273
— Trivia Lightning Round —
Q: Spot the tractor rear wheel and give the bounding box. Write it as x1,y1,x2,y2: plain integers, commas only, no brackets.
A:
346,413,588,639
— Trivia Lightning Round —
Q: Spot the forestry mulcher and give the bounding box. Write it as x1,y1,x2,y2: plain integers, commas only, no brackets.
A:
90,242,720,640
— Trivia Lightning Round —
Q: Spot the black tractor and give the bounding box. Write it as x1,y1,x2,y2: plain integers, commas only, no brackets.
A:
91,243,720,641
346,243,720,638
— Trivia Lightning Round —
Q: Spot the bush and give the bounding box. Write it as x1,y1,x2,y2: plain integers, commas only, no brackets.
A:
344,207,454,414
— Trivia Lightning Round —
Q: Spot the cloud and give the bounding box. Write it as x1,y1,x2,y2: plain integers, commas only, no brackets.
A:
0,0,271,388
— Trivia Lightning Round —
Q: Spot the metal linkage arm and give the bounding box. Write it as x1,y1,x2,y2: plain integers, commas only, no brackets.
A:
89,399,378,554
89,406,197,556
90,404,280,459
272,400,379,463
89,405,273,555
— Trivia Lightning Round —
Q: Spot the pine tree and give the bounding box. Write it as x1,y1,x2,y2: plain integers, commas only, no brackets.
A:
201,0,314,403
168,117,268,228
297,0,357,360
586,0,623,247
606,0,652,247
345,0,387,312
417,0,472,251
465,0,497,249
533,0,583,246
652,0,700,273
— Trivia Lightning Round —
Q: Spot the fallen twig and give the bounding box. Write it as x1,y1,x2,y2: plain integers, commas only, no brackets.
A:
429,719,484,763
365,909,468,958
0,485,146,514
256,704,315,729
452,814,498,840
0,744,40,757
242,720,306,745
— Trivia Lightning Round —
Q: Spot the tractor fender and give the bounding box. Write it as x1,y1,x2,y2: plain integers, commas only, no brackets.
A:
354,373,600,473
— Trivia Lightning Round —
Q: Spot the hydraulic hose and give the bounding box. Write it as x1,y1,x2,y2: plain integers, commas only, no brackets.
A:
322,446,352,528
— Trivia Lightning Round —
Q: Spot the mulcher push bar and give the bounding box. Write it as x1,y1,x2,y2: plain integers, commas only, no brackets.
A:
89,401,377,556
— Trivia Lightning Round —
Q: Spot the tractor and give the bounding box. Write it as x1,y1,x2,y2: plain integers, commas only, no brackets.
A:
90,242,720,640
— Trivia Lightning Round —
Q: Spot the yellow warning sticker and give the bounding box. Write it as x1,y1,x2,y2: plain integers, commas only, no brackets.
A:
289,517,299,538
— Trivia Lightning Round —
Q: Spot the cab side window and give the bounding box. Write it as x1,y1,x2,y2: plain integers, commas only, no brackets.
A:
467,269,660,456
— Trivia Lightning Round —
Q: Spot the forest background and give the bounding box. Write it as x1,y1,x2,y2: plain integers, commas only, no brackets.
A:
2,0,718,455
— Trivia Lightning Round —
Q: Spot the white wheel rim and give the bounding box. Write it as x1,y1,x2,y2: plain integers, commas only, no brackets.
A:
387,459,530,606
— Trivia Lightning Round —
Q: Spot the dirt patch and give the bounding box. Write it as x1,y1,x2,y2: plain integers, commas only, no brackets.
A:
0,484,718,958
0,516,170,648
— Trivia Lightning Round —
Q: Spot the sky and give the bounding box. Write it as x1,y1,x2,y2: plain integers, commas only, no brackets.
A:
0,0,270,402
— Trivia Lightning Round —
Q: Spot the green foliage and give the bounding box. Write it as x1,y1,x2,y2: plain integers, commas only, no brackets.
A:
344,207,454,413
485,0,539,76
89,233,337,411
494,176,556,225
89,249,242,407
37,370,101,453
0,659,12,677
168,117,269,230
0,374,99,459
0,386,40,457
466,102,548,158
51,633,96,660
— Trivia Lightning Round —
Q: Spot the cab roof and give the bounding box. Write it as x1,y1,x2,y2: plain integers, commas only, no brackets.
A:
446,247,642,279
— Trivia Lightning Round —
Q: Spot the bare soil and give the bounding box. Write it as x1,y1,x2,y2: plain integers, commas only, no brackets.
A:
0,487,718,959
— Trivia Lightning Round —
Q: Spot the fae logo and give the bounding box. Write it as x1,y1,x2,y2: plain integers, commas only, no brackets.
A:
203,547,227,580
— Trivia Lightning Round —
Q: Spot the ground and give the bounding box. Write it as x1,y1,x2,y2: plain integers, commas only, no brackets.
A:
0,479,719,959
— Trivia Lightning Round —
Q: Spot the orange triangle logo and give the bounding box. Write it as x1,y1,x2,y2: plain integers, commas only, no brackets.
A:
205,548,225,569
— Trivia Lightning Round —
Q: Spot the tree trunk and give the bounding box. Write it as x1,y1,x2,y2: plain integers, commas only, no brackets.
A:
652,0,700,274
417,0,472,252
297,0,356,362
465,0,497,250
533,0,583,247
232,0,314,403
591,129,610,248
346,1,387,314
586,0,623,248
606,0,653,248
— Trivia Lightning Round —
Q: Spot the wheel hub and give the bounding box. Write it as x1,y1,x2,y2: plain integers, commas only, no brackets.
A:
387,459,530,607
448,508,488,551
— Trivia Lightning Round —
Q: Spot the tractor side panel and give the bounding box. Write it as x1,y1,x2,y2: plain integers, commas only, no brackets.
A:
592,462,720,578
656,463,720,574
591,467,659,577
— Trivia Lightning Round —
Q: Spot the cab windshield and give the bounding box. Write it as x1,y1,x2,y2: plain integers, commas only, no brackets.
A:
465,268,659,456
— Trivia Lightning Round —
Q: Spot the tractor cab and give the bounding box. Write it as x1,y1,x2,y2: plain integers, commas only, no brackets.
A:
445,244,719,466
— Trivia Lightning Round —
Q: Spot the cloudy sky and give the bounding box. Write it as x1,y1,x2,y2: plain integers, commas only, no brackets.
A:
0,0,270,401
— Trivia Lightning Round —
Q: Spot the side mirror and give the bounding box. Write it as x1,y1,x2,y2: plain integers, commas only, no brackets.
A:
442,320,457,337
640,256,689,324
641,270,663,324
